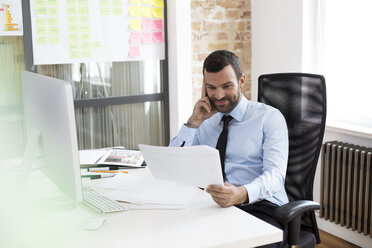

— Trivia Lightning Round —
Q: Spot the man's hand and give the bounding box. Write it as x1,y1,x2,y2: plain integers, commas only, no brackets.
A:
206,183,248,207
186,96,217,128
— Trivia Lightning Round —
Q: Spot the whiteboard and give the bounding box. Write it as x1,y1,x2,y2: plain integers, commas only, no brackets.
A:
30,0,165,65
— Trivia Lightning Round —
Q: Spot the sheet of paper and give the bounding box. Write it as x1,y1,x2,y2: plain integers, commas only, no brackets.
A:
78,149,107,165
138,144,224,188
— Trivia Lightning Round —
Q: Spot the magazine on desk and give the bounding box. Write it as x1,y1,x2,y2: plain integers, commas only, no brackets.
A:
79,147,145,168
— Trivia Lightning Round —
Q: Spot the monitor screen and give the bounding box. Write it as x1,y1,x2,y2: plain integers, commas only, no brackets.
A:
21,71,82,202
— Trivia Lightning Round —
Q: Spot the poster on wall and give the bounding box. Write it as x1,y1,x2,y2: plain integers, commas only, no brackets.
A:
29,0,165,65
0,0,23,36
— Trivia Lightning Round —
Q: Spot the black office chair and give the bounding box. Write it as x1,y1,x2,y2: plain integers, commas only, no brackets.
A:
258,73,327,248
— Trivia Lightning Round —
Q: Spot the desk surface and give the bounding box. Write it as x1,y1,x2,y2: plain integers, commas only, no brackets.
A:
1,168,282,248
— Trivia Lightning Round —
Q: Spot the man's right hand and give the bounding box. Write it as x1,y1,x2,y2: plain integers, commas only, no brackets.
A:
186,83,217,128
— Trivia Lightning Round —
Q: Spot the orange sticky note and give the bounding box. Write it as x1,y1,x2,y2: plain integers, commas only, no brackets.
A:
152,8,163,18
142,32,153,44
129,32,142,44
129,46,140,58
153,32,164,43
129,19,142,30
152,19,163,31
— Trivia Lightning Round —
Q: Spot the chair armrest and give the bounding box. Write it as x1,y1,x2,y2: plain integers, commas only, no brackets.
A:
273,200,320,224
273,200,320,246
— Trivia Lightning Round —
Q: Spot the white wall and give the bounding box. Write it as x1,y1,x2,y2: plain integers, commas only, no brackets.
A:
166,0,193,141
252,0,372,247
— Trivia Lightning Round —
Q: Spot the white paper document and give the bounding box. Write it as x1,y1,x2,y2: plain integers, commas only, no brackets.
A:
138,144,224,188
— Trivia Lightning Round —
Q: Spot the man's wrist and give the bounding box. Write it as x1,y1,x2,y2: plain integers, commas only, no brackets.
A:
185,121,199,129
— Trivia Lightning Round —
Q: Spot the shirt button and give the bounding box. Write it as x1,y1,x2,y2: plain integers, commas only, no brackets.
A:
225,158,228,162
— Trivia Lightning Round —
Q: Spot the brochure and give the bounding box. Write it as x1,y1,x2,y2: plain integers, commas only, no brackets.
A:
97,149,144,168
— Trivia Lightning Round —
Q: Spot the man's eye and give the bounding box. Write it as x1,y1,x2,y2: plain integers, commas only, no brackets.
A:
223,85,232,89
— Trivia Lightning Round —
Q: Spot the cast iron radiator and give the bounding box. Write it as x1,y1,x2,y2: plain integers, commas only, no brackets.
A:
320,141,372,237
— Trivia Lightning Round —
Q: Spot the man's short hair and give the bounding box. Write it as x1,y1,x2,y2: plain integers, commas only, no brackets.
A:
203,50,242,80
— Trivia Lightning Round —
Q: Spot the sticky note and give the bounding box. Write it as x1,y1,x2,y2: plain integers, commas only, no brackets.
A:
35,7,47,15
130,0,142,4
112,8,122,15
34,0,46,6
66,0,77,6
141,7,152,18
48,26,59,35
69,33,79,41
91,41,101,49
101,8,111,15
80,33,90,41
36,18,47,26
79,7,89,15
100,0,110,7
112,0,122,7
47,7,58,16
69,51,80,59
142,33,153,44
79,16,89,23
153,0,164,8
141,19,152,30
152,8,163,18
47,0,58,5
152,19,163,31
67,16,78,24
129,46,140,58
80,42,90,49
129,19,142,30
48,36,59,44
48,18,59,26
36,26,47,35
36,36,47,44
66,7,77,15
142,0,152,5
69,42,80,50
129,32,141,44
79,0,89,5
153,32,164,43
129,6,141,17
79,25,90,33
68,25,78,32
81,50,91,58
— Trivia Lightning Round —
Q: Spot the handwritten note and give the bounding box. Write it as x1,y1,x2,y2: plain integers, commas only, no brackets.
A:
141,19,152,30
130,32,142,44
129,46,140,58
129,19,142,30
152,19,163,31
153,32,164,43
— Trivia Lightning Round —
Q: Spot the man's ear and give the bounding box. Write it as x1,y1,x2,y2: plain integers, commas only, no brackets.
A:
239,74,246,89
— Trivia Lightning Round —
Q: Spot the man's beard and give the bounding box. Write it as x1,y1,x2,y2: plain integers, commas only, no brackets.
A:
211,92,241,113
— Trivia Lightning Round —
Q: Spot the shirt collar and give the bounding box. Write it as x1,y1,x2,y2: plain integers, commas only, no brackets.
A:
217,94,248,123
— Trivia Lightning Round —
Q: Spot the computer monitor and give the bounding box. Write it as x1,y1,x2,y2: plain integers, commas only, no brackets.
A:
21,71,82,202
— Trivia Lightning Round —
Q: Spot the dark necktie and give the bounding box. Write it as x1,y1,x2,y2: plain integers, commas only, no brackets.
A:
216,115,233,181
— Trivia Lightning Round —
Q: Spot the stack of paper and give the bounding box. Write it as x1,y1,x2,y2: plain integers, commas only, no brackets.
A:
99,173,197,209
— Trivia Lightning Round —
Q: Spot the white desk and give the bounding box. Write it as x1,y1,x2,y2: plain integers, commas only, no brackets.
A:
1,168,282,248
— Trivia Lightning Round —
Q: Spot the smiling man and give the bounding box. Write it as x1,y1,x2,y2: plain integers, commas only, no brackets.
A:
169,50,289,247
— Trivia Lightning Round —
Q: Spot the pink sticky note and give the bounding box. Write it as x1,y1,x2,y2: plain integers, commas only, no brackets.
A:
152,20,163,31
142,33,153,44
153,32,164,43
129,46,140,58
130,32,142,44
142,19,152,30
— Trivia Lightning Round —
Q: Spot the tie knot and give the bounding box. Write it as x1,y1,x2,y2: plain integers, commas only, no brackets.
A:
222,115,233,127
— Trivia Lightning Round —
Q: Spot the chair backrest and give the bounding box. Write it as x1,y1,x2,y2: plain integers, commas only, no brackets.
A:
258,73,327,226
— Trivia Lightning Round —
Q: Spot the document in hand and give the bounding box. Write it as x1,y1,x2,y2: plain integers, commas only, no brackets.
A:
138,144,224,188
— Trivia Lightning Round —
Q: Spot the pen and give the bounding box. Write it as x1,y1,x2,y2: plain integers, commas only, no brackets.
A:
81,174,116,179
90,170,128,174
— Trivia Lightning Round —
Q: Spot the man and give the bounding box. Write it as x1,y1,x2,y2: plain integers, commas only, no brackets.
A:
169,50,288,247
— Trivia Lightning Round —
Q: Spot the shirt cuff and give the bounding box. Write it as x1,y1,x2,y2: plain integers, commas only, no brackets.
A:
244,183,260,204
177,124,198,146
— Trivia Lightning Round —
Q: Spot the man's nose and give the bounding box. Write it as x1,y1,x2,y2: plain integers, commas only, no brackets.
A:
215,88,225,100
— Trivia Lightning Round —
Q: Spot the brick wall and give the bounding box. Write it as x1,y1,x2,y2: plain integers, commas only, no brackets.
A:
190,0,251,105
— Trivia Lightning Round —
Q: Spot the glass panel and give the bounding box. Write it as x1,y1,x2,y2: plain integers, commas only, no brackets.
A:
38,60,163,99
0,36,27,159
75,101,165,150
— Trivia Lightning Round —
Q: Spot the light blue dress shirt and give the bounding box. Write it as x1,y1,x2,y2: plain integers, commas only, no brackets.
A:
169,95,289,206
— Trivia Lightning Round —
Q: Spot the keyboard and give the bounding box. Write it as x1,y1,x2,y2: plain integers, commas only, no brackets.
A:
82,185,128,213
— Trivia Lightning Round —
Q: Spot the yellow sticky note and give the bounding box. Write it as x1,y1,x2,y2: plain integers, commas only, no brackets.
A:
141,7,152,18
130,0,142,4
80,42,90,49
69,33,79,41
79,16,89,23
129,6,141,17
112,0,122,7
36,36,47,44
66,0,77,6
153,0,164,8
129,19,142,30
34,0,45,6
47,7,58,16
36,18,47,26
48,26,59,35
35,7,47,15
101,8,111,15
112,8,122,15
69,42,80,50
67,16,78,24
91,41,101,49
80,33,90,41
79,0,89,5
100,0,110,7
81,50,91,58
79,7,89,15
36,26,47,35
79,25,90,33
47,0,58,5
48,18,59,26
142,0,152,5
152,8,163,18
69,51,80,59
68,25,78,33
66,7,77,15
48,36,59,44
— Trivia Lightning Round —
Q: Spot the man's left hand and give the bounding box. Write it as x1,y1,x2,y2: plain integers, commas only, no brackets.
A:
206,183,248,207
